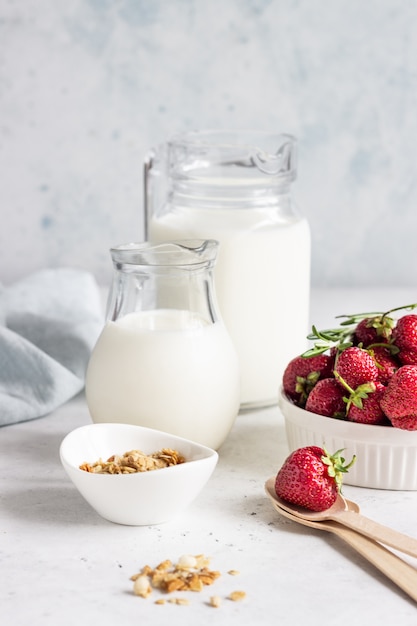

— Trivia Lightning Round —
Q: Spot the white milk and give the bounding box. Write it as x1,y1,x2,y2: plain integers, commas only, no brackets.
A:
85,309,240,450
149,207,310,407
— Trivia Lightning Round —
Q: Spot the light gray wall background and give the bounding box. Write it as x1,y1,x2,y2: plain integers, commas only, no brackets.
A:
1,0,416,288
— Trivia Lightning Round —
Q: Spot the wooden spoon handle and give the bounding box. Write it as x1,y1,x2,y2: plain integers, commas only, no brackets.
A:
333,510,417,558
328,521,417,603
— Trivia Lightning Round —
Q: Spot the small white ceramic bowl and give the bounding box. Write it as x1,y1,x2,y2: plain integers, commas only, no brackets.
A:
60,423,218,525
279,388,417,490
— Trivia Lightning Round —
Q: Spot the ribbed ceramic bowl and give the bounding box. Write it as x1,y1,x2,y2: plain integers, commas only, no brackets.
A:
60,423,218,525
279,388,417,490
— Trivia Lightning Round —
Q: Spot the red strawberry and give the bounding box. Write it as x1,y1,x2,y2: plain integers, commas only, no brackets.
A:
346,381,389,426
334,346,379,389
368,346,400,384
392,314,417,365
305,378,346,418
354,316,394,347
380,365,417,430
274,446,355,512
282,354,334,406
395,348,417,366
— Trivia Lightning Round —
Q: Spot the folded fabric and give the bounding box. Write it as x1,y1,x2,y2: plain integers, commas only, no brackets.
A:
0,268,104,427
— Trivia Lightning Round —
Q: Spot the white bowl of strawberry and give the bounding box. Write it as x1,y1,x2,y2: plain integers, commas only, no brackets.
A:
280,303,417,490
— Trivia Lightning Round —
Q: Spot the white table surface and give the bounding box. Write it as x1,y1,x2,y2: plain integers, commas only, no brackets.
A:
2,288,417,625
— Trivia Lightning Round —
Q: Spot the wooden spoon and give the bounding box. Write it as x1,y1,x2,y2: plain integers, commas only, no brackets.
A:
265,477,417,559
265,485,417,603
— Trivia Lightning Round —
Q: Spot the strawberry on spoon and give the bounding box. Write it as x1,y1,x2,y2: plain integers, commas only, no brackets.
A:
274,446,354,512
271,446,417,558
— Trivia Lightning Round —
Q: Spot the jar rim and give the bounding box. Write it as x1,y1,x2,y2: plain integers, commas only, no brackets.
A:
168,129,296,150
110,239,219,267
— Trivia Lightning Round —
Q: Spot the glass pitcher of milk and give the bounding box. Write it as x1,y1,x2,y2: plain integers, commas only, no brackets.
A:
85,239,240,450
144,131,311,410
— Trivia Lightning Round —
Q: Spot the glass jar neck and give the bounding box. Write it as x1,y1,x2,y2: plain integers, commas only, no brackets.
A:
106,240,220,324
169,179,293,211
144,131,298,232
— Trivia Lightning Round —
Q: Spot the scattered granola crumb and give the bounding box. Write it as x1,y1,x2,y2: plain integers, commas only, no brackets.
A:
130,555,245,608
229,590,246,602
209,595,221,608
154,559,172,572
177,554,198,570
133,575,152,598
131,554,220,598
168,597,190,606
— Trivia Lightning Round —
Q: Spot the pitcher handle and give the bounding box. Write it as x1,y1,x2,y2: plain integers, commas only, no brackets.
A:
143,151,155,241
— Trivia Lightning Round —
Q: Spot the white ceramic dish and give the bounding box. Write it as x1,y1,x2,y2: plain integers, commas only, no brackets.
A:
278,388,417,490
60,423,218,525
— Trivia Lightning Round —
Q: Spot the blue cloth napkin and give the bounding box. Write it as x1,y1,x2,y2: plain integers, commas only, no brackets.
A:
0,268,104,427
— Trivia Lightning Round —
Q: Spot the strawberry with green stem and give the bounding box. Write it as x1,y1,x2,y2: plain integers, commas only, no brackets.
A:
302,303,417,359
282,354,334,407
333,346,379,390
334,371,388,425
274,446,356,512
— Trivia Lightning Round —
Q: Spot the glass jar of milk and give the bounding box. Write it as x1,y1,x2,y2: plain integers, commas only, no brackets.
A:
85,240,240,450
145,131,311,409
